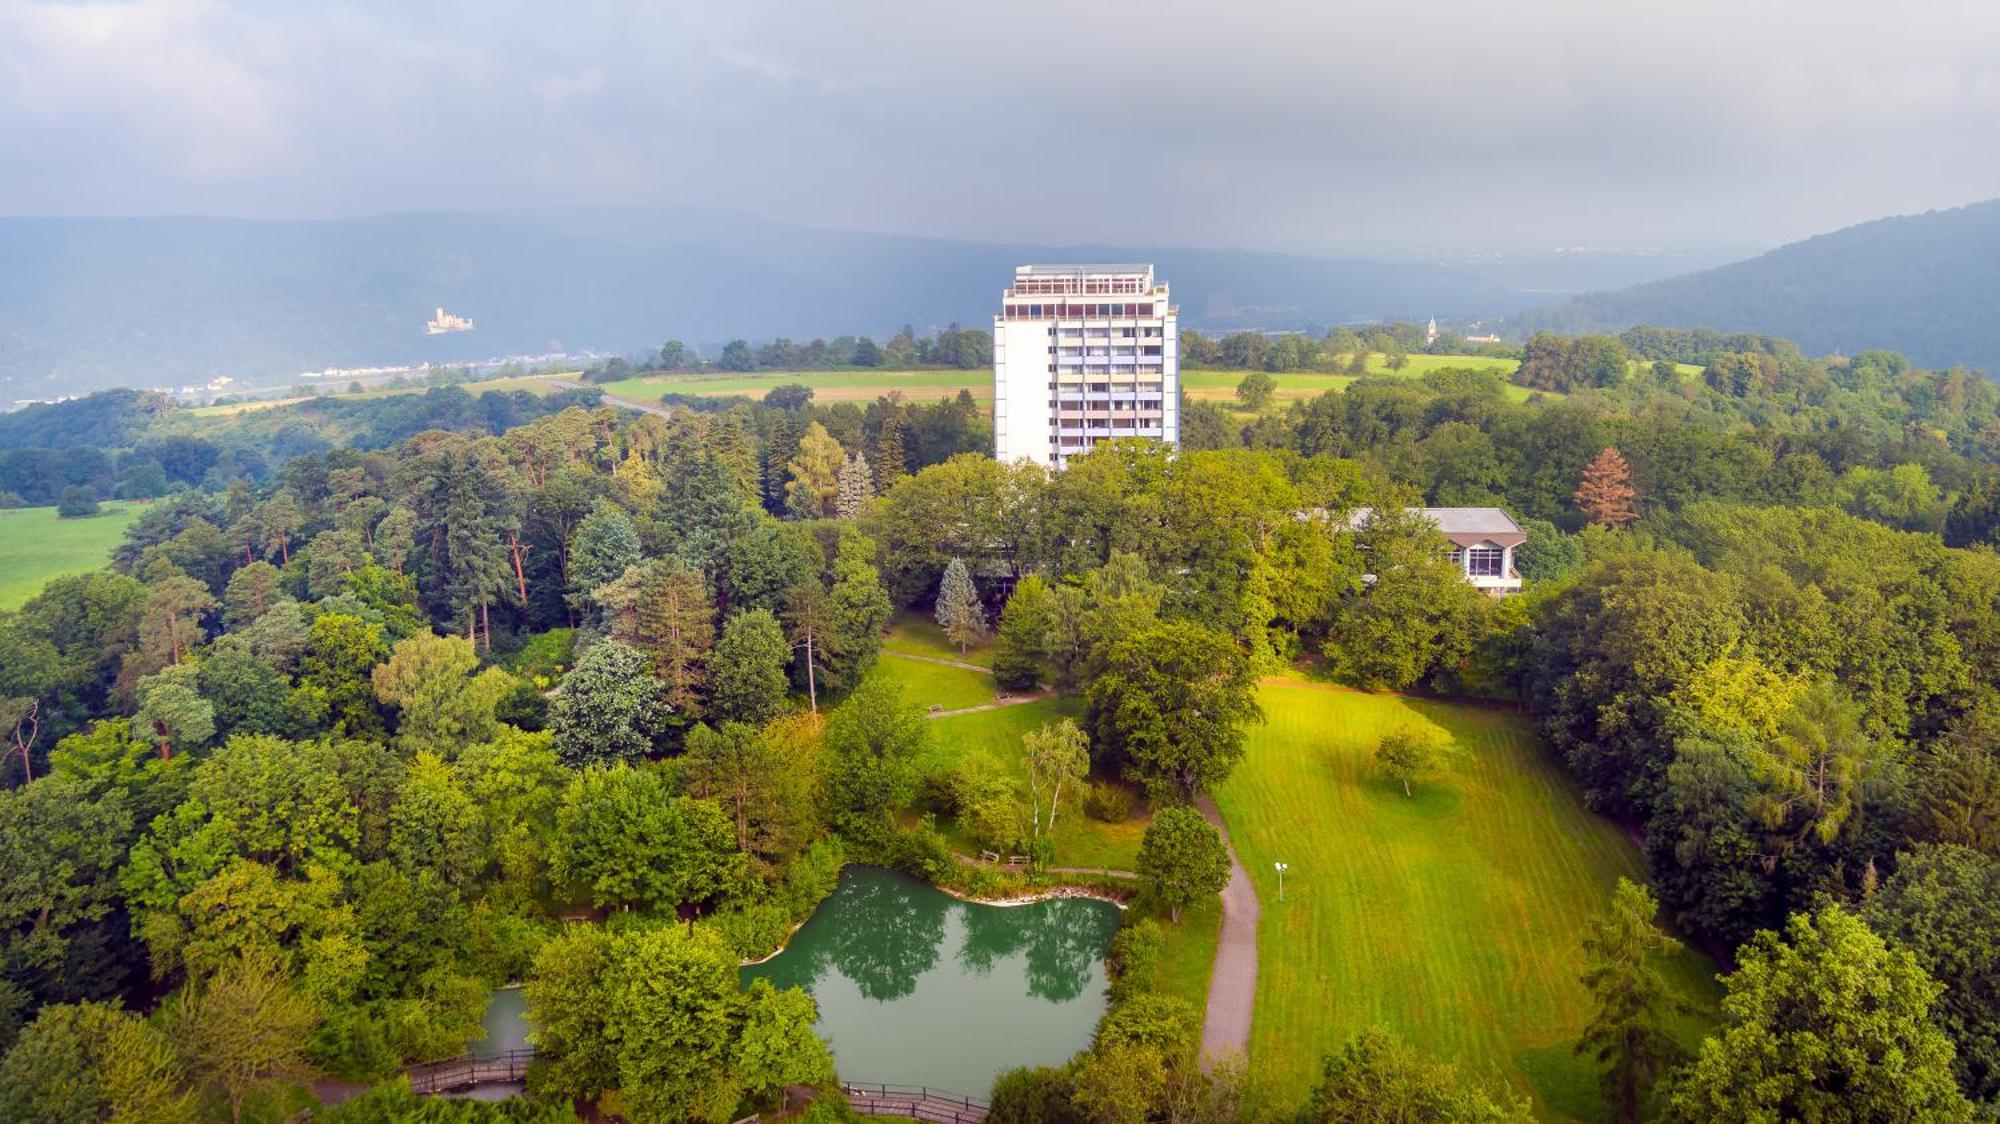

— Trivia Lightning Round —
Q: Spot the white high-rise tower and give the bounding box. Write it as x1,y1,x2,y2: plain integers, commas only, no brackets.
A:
992,264,1178,468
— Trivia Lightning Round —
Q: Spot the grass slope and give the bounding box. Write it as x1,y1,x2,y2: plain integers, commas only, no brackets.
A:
185,373,576,418
0,502,143,609
1214,677,1717,1119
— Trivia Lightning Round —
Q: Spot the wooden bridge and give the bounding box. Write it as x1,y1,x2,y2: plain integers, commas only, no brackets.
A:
840,1081,989,1122
405,1049,533,1095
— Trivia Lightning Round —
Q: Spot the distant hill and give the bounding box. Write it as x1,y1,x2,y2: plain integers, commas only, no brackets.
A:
0,209,1701,397
1514,198,2000,373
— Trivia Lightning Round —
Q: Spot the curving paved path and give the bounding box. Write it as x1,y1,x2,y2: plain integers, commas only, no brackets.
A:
1195,794,1258,1069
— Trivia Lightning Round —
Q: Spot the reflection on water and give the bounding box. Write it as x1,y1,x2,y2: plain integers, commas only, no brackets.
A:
468,986,529,1059
743,865,1120,1095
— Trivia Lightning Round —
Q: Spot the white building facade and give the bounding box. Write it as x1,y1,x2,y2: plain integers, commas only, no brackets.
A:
993,264,1178,468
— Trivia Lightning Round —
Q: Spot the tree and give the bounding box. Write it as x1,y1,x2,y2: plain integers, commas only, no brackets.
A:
565,502,641,615
1374,725,1452,797
0,774,135,1014
1747,682,1884,854
55,485,99,519
992,574,1053,692
1300,1027,1528,1122
824,676,928,837
133,663,215,760
1862,844,2000,1104
819,530,893,695
593,558,715,715
1023,719,1089,844
0,1001,198,1123
220,561,283,630
836,453,875,520
1665,905,1973,1123
682,721,809,861
548,641,671,767
550,764,740,911
370,631,514,757
134,569,217,672
1574,447,1639,528
165,952,319,1124
709,610,792,726
1575,879,1688,1123
736,977,834,1107
1325,507,1488,691
934,557,986,654
1086,620,1260,801
1136,806,1230,922
784,421,845,519
1235,371,1276,411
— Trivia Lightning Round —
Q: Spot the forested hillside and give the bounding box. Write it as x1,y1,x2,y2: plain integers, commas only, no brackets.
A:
1516,198,2000,373
0,333,1995,1119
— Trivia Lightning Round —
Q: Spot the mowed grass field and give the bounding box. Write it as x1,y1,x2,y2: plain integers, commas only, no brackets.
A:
594,354,1530,411
0,502,144,609
1214,677,1718,1119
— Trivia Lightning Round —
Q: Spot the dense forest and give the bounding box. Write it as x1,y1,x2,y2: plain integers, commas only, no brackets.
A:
0,327,1996,1120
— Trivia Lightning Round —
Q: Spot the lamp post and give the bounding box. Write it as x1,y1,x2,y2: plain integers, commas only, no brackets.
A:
1274,861,1289,903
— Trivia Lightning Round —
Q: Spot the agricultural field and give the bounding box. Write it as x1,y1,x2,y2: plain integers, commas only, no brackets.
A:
185,373,578,418
0,501,144,609
1213,676,1719,1119
591,353,1529,413
597,369,987,406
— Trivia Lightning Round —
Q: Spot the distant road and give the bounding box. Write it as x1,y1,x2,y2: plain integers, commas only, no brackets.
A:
549,377,673,419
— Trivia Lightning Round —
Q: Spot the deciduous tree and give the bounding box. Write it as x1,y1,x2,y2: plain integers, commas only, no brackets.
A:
1665,905,1973,1123
1086,620,1260,801
1136,806,1229,922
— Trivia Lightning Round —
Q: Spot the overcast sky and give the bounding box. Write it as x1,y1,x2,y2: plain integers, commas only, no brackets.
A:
2,0,1997,255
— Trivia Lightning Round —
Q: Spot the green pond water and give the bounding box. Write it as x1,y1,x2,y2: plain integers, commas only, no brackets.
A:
742,865,1121,1096
469,986,529,1059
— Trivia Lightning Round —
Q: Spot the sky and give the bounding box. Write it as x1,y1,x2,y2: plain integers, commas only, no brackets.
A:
2,0,1997,256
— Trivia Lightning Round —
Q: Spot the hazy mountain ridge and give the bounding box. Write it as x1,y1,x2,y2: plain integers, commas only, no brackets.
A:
1513,198,2000,373
0,209,1689,396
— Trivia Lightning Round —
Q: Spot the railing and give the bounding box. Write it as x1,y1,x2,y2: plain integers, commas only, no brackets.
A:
841,1081,989,1123
406,1049,534,1094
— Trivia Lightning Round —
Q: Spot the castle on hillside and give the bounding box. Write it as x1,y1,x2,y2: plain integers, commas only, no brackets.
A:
426,307,475,335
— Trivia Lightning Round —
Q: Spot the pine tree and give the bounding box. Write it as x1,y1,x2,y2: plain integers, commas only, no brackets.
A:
1577,878,1688,1123
873,406,908,486
935,557,986,654
836,453,874,519
1574,446,1639,528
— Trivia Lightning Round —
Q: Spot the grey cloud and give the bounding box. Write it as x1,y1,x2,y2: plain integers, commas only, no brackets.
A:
0,0,1995,252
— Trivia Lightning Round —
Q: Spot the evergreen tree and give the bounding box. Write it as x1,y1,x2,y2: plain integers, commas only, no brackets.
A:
1574,447,1639,528
992,574,1054,692
836,453,875,519
565,502,641,615
1576,878,1688,1123
709,609,791,726
934,557,986,654
874,405,908,485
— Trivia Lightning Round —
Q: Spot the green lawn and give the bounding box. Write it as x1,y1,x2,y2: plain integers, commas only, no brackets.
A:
598,369,987,406
882,611,995,668
0,502,144,609
1152,895,1222,1016
872,653,996,712
1214,677,1718,1118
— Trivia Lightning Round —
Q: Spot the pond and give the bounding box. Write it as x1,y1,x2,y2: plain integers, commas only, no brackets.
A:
742,865,1121,1097
468,985,529,1060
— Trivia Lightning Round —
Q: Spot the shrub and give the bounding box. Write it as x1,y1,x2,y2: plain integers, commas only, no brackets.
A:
709,903,794,960
55,486,99,518
1084,782,1136,824
1109,919,1165,1003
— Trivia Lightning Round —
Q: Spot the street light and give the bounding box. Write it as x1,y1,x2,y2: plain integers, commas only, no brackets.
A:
1274,861,1289,903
